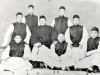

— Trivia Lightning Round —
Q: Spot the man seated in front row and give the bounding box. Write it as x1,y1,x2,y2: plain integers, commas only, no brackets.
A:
44,33,75,70
0,35,32,73
30,15,57,68
76,27,100,73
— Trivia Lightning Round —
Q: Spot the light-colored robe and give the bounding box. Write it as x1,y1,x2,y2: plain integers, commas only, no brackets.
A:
31,45,50,62
76,42,100,69
0,44,32,72
65,26,88,62
43,43,75,69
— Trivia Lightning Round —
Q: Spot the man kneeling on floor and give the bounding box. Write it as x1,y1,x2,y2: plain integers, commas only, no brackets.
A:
76,27,100,73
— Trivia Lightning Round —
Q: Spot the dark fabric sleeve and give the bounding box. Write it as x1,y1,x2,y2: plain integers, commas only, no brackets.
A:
50,27,58,42
30,27,40,45
35,16,38,26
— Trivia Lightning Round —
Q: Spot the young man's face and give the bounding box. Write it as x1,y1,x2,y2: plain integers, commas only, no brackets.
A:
14,35,22,44
39,18,46,26
16,15,23,23
58,33,65,43
91,31,99,39
59,9,65,16
73,18,80,25
28,7,34,15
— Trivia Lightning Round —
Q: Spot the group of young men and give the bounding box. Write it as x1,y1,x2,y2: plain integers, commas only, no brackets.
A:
0,4,100,74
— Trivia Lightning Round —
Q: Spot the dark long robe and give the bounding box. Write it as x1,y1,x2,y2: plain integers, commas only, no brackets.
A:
87,37,100,52
25,14,38,33
70,25,83,47
10,22,26,43
54,16,68,34
30,25,57,48
9,41,25,57
55,41,68,56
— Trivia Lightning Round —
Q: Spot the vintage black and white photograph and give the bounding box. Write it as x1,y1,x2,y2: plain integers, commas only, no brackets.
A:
0,0,100,75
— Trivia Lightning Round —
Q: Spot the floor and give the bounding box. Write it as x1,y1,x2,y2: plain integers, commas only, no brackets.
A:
1,69,100,75
0,69,88,75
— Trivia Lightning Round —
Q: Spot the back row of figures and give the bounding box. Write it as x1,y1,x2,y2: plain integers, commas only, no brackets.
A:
0,5,99,74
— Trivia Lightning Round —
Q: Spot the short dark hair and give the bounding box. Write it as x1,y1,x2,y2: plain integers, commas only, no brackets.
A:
28,4,34,9
39,15,46,20
73,15,80,19
59,6,65,10
91,27,99,32
16,12,23,16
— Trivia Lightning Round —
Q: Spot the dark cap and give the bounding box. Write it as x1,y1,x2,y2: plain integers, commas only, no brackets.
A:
16,12,23,16
91,27,99,32
28,4,34,8
39,15,46,20
73,14,80,19
59,6,65,10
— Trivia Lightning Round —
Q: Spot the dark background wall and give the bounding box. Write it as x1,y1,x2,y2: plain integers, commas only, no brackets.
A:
0,0,100,60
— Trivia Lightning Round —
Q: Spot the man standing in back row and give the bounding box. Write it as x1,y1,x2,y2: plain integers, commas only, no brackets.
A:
23,4,38,50
51,6,72,34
